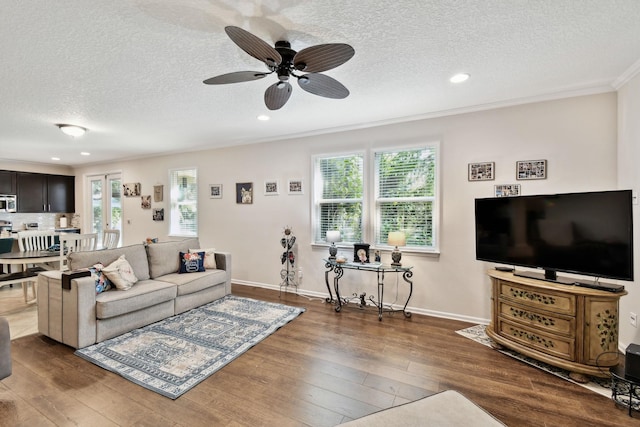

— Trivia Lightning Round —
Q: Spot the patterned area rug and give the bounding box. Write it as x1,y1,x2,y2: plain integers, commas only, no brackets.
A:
456,325,612,398
75,295,305,399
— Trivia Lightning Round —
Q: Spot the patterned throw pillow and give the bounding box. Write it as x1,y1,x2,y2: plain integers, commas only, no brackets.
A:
189,248,216,269
102,254,139,290
179,251,205,273
90,262,112,294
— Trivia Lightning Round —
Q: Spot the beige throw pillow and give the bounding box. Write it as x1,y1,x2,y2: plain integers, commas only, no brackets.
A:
103,254,139,290
190,248,216,269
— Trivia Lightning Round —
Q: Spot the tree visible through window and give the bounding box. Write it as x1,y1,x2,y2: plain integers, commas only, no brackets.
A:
313,144,438,252
375,147,436,249
169,168,198,237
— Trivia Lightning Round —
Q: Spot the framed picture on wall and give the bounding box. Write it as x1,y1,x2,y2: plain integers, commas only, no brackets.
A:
468,162,495,181
288,179,303,195
264,180,279,196
516,159,547,180
209,184,222,199
494,184,521,197
123,182,141,197
236,182,253,204
153,185,163,202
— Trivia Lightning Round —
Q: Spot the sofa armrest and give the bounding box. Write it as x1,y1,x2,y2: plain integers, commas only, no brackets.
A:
214,251,232,294
0,316,11,380
37,271,98,349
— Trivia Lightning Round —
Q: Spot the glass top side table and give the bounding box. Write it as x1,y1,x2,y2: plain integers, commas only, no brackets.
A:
323,259,414,321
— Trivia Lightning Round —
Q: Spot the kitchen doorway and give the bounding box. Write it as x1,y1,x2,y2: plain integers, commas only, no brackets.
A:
86,173,122,248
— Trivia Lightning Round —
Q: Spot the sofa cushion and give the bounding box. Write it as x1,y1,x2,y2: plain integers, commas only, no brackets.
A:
190,248,217,269
68,244,150,281
89,263,112,294
179,251,205,273
95,279,177,319
146,238,200,279
103,255,138,290
156,270,227,296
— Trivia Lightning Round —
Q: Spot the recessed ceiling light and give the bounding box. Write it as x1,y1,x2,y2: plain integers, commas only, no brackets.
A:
51,157,60,161
80,152,90,156
450,73,470,83
257,115,270,121
57,124,87,137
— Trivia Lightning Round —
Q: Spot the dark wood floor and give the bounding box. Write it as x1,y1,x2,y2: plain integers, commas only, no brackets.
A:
0,284,637,426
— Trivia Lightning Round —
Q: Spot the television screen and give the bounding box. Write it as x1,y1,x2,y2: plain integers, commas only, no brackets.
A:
475,190,634,281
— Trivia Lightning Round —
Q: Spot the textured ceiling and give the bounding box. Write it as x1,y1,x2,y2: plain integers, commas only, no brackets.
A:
1,0,640,166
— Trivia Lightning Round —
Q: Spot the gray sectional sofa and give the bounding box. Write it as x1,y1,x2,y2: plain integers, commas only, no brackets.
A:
36,238,231,349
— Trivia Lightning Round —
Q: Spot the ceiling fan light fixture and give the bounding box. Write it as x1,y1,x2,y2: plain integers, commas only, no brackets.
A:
57,124,87,137
450,73,470,83
298,75,310,85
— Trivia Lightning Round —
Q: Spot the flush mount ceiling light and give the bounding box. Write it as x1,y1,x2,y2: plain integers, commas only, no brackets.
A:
257,114,270,121
57,124,87,137
450,73,470,83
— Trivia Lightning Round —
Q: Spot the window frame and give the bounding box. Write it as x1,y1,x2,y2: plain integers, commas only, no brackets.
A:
168,167,198,237
312,142,440,255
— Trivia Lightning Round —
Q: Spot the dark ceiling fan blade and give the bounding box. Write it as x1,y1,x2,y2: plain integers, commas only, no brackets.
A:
225,26,282,67
203,71,268,85
293,44,355,73
264,81,292,110
297,73,349,99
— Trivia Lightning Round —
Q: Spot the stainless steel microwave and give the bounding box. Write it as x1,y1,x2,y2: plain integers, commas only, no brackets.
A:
0,195,17,212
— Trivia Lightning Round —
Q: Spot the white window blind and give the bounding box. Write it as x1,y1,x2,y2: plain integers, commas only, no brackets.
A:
313,154,364,243
375,146,437,249
169,168,198,237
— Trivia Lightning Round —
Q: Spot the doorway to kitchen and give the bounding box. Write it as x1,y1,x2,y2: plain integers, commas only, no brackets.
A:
86,173,122,248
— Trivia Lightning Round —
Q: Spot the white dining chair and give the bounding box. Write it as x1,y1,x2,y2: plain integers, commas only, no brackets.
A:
103,229,120,249
59,233,98,271
16,230,56,302
17,230,56,252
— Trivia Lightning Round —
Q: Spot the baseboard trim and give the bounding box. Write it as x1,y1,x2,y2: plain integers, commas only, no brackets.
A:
232,280,490,326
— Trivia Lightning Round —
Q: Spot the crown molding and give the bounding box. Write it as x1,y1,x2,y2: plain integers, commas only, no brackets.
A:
612,58,640,89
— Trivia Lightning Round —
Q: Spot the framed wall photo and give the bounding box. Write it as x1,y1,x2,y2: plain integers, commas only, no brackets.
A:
495,184,521,197
123,182,141,197
516,159,547,180
209,184,222,199
288,179,303,195
264,180,279,196
141,195,151,209
153,208,164,221
468,162,495,181
236,182,253,204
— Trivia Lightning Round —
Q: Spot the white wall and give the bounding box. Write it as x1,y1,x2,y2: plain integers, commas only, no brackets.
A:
72,92,618,324
617,72,640,349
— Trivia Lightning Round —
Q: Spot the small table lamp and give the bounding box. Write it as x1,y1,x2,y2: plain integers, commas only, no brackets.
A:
388,231,406,266
326,230,341,260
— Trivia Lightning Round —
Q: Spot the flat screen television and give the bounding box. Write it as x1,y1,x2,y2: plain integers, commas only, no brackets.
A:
475,189,634,284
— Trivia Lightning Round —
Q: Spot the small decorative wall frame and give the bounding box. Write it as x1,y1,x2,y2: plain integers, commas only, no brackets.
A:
209,184,222,199
153,185,163,202
495,184,521,197
264,180,279,196
141,195,151,209
516,159,547,180
236,182,253,204
468,162,495,181
288,179,303,195
153,208,164,221
123,182,141,197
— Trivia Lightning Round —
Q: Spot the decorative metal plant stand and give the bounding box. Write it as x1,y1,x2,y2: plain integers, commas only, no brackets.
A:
279,227,298,295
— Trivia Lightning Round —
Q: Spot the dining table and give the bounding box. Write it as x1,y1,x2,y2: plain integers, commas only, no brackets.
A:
0,250,61,302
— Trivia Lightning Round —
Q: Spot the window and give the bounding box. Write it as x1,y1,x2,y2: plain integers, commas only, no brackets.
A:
313,153,364,244
169,168,198,237
374,146,437,250
313,143,439,252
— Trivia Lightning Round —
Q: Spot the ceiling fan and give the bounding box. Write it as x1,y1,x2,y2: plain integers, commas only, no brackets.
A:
204,26,355,110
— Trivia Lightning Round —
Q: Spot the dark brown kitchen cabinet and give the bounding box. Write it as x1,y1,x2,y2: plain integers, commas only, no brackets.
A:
0,170,17,194
16,172,75,213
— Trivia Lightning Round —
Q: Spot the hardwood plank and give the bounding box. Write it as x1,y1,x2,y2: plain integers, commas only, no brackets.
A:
0,284,635,426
